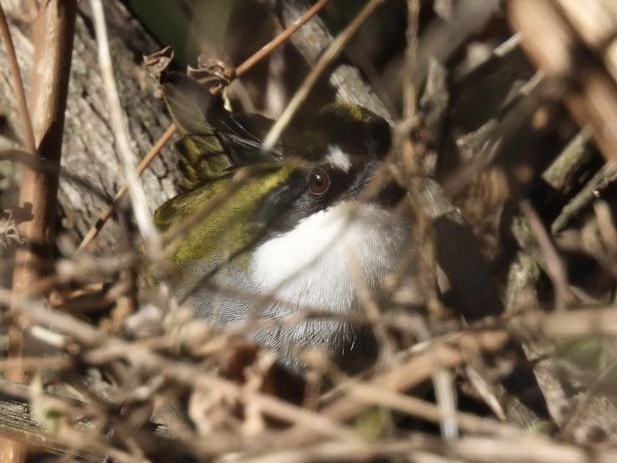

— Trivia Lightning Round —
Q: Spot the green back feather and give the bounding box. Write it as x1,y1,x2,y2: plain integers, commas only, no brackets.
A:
154,163,295,269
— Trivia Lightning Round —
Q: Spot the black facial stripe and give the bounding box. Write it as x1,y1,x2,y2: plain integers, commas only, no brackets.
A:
253,171,306,239
254,158,404,242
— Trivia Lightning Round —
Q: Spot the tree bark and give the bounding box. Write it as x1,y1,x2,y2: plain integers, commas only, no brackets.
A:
0,0,178,255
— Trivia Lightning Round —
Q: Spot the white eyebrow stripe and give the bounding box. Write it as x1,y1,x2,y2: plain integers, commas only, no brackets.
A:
326,145,352,172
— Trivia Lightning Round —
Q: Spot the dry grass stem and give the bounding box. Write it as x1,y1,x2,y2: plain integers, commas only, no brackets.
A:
89,0,160,256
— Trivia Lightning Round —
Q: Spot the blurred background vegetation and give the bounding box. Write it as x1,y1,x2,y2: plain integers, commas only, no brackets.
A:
123,0,412,117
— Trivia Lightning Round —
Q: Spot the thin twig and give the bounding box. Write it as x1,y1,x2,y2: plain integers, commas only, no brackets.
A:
403,0,420,121
75,123,177,254
234,0,332,78
551,162,617,234
0,356,71,371
239,433,617,463
405,0,457,443
519,200,572,310
261,0,385,152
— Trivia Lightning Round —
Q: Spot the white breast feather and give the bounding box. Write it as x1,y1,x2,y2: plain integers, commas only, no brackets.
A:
249,201,407,316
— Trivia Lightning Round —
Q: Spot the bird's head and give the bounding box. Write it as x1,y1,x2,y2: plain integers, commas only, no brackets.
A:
155,73,406,273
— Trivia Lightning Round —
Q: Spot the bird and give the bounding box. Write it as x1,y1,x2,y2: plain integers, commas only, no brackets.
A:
154,72,412,373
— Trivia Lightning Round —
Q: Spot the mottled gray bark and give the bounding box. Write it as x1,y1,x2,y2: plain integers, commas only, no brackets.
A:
0,1,178,252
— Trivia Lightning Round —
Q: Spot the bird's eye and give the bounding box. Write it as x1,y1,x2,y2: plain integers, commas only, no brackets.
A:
308,168,331,196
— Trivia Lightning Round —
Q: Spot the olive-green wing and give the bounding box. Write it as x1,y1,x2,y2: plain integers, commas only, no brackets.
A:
162,72,279,190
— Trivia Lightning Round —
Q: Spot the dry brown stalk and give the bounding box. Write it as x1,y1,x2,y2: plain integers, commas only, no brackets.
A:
236,433,617,463
3,1,77,461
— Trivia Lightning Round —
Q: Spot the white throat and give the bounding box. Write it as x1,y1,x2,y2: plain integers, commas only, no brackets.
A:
249,201,408,316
